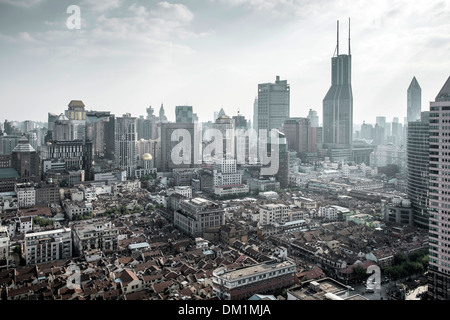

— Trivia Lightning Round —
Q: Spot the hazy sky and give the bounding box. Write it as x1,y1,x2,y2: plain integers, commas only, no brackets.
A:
1,0,449,126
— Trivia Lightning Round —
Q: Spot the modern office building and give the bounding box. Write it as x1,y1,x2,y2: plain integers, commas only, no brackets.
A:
40,140,93,178
114,113,137,178
428,76,450,300
0,135,21,155
85,110,113,159
322,19,353,160
407,111,429,229
175,105,194,124
256,76,290,135
407,76,422,124
158,122,196,172
282,117,312,157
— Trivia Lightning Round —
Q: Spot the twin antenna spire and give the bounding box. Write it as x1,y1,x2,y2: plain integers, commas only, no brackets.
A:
335,18,351,56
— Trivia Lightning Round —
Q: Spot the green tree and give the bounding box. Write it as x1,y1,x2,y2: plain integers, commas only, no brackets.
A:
352,264,367,280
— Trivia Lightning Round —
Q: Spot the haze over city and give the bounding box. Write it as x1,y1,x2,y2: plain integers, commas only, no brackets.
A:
1,0,450,125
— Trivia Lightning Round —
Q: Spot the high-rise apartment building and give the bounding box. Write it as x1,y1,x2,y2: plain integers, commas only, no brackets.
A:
407,76,422,124
407,111,429,229
323,19,353,159
428,76,450,300
114,113,137,178
256,76,290,134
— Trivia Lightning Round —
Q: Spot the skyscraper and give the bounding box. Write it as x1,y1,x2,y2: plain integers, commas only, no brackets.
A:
427,76,450,300
406,111,429,229
256,76,290,135
282,117,312,157
158,122,195,172
175,105,194,124
307,109,319,127
11,136,40,183
323,19,353,160
114,113,137,178
407,76,422,124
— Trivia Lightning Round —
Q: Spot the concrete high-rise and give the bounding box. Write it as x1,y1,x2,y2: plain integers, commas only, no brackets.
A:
175,105,194,124
114,113,137,178
407,76,422,124
406,111,429,229
11,136,40,183
158,122,195,172
323,19,353,160
256,76,290,134
282,117,312,157
427,76,450,300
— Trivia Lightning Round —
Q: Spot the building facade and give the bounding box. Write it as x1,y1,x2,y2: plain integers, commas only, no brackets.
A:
407,76,422,124
72,220,119,256
24,227,72,265
407,111,429,229
323,20,353,160
428,76,450,300
174,198,225,237
256,76,290,134
212,259,296,300
114,113,137,178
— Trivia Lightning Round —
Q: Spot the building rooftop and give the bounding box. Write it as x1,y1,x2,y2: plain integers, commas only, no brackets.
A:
288,278,351,300
216,260,294,281
436,76,450,102
0,168,19,179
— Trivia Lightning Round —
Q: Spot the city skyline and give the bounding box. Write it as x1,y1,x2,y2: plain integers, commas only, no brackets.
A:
0,0,450,125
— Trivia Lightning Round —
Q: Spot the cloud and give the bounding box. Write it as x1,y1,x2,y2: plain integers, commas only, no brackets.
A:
150,2,194,23
80,0,122,12
0,0,46,7
0,1,203,66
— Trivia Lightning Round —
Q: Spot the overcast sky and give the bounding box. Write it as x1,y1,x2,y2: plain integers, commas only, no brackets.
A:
1,0,449,126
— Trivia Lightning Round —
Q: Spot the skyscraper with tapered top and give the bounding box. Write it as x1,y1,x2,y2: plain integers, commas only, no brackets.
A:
407,76,422,124
427,75,450,300
323,19,353,161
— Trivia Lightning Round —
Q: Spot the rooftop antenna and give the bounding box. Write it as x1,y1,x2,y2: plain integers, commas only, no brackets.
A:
348,17,351,55
336,20,339,56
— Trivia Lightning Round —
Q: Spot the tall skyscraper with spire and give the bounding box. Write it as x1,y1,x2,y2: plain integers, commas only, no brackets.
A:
407,76,422,124
322,19,353,161
427,76,450,300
